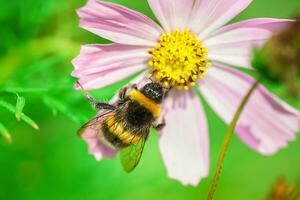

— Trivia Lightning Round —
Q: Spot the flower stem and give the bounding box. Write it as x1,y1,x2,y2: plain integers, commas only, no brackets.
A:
207,80,259,200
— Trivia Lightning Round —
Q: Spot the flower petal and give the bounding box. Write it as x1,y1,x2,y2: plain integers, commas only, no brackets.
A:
72,44,149,90
188,0,252,39
212,18,294,36
74,67,145,90
72,44,150,76
81,124,117,161
79,72,150,161
199,64,300,155
77,0,163,46
147,0,194,32
205,28,272,68
204,19,293,68
159,90,209,186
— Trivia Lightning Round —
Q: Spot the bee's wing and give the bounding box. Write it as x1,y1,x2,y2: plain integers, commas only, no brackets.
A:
77,110,114,136
120,135,147,172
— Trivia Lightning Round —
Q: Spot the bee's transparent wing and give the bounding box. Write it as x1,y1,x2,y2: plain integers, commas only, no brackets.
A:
77,110,114,136
120,136,147,172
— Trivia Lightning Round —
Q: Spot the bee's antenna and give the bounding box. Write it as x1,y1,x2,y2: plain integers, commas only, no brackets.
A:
163,86,172,98
149,77,154,83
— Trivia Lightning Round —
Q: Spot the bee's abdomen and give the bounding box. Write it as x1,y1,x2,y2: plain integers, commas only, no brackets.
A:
101,115,142,149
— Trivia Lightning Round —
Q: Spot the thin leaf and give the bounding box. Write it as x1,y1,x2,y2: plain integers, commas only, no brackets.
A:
0,99,39,130
0,122,12,143
0,87,49,93
14,54,67,81
43,96,58,116
15,94,26,121
43,95,88,124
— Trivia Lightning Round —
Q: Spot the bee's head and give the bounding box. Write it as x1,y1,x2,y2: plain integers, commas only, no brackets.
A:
141,83,165,104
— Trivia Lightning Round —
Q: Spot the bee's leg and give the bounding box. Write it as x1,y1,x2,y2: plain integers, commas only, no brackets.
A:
118,83,138,100
95,102,116,110
86,94,116,110
154,123,166,131
163,87,173,99
131,83,138,90
153,119,166,131
118,87,128,100
76,81,116,110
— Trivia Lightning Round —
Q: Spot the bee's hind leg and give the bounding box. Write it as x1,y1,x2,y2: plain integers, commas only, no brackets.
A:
154,123,165,131
153,119,166,131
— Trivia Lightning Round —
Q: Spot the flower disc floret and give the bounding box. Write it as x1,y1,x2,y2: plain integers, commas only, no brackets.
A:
148,30,210,90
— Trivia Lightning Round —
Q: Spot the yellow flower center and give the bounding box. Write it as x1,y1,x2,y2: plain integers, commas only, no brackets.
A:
148,30,210,90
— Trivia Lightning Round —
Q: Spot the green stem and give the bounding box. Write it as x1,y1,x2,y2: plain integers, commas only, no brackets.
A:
207,81,260,200
0,122,12,143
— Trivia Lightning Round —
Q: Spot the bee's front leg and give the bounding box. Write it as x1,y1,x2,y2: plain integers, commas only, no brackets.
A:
118,84,138,100
86,94,116,110
82,90,115,110
94,102,116,110
76,81,116,110
118,87,128,100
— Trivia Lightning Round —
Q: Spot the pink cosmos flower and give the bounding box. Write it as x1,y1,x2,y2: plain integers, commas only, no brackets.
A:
72,0,300,186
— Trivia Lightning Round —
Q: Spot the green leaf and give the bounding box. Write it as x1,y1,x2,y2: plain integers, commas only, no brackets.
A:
42,95,88,124
15,94,26,121
15,54,66,81
0,87,49,93
0,99,39,130
0,122,12,143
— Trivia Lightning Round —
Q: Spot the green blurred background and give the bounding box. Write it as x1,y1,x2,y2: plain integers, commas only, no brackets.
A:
0,0,300,199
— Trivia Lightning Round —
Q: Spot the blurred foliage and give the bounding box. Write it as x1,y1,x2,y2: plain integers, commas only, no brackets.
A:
266,176,300,200
0,0,300,200
252,16,300,98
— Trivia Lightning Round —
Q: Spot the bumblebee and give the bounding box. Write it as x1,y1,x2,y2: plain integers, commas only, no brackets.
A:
78,82,169,172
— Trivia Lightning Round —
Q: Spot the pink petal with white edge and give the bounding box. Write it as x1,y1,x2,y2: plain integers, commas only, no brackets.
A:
77,0,163,46
211,18,294,36
74,65,145,90
147,0,194,32
159,90,209,186
72,44,150,76
72,44,150,90
204,28,272,68
79,71,150,161
204,19,293,68
81,122,117,160
198,64,300,155
189,0,252,39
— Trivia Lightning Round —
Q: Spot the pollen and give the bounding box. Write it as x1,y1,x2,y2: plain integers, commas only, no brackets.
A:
148,30,210,90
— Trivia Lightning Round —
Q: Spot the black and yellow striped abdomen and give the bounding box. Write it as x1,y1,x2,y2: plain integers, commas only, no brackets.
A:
101,90,160,149
102,114,142,148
